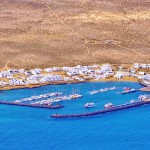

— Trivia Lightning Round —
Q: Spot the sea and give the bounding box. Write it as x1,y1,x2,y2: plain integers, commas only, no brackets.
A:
0,82,150,150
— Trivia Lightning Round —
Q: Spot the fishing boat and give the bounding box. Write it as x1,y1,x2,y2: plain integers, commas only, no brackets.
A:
84,102,95,108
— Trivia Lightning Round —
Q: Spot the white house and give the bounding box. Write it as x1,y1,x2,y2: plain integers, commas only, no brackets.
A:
45,68,53,73
114,71,124,79
134,63,140,68
101,64,113,73
139,72,145,75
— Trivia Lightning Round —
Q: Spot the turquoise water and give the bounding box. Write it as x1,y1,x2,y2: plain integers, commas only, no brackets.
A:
0,82,150,150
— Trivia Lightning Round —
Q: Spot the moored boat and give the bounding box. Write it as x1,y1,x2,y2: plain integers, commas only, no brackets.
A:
118,87,137,94
84,102,95,108
89,90,99,94
89,87,117,95
130,100,136,103
51,98,150,119
104,103,115,109
139,94,150,100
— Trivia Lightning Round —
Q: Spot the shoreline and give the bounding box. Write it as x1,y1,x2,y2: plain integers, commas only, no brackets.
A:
0,80,85,91
0,78,141,91
0,63,149,92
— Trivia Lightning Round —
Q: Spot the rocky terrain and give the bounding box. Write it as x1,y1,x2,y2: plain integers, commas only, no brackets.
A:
0,0,150,69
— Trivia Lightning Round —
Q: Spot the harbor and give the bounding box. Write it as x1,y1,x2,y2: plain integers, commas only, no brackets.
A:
0,0,150,148
0,80,150,150
0,88,82,109
51,98,150,118
0,82,148,111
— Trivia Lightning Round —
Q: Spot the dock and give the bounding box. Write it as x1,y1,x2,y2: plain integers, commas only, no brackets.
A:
0,101,64,109
118,89,137,94
89,87,117,95
51,99,150,118
139,81,150,87
140,87,150,92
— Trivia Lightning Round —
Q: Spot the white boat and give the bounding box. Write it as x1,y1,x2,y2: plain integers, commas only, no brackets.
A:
89,90,99,94
138,94,150,100
90,87,117,95
99,89,106,92
104,103,115,109
69,94,82,99
118,88,137,94
110,87,117,90
84,102,95,108
130,88,136,92
130,100,136,103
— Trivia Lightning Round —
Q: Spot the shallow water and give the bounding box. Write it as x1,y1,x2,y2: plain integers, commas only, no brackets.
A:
0,82,150,150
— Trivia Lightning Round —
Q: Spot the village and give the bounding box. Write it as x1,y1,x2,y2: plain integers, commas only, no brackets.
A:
0,63,150,91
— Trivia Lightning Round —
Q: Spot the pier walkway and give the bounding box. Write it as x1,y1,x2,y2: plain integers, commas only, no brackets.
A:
51,99,150,118
0,101,64,109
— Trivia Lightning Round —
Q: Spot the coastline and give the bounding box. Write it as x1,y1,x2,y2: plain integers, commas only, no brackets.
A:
0,77,139,91
0,63,149,92
0,80,85,91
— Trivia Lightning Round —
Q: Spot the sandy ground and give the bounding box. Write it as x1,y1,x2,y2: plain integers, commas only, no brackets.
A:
0,0,149,69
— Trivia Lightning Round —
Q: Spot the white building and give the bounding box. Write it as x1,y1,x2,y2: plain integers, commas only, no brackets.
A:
134,63,140,68
114,71,124,79
101,64,113,73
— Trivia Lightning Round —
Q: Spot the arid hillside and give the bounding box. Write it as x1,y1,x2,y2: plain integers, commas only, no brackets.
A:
0,0,150,69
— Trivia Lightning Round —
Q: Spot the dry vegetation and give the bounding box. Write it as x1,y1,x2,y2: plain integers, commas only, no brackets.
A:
0,0,150,69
